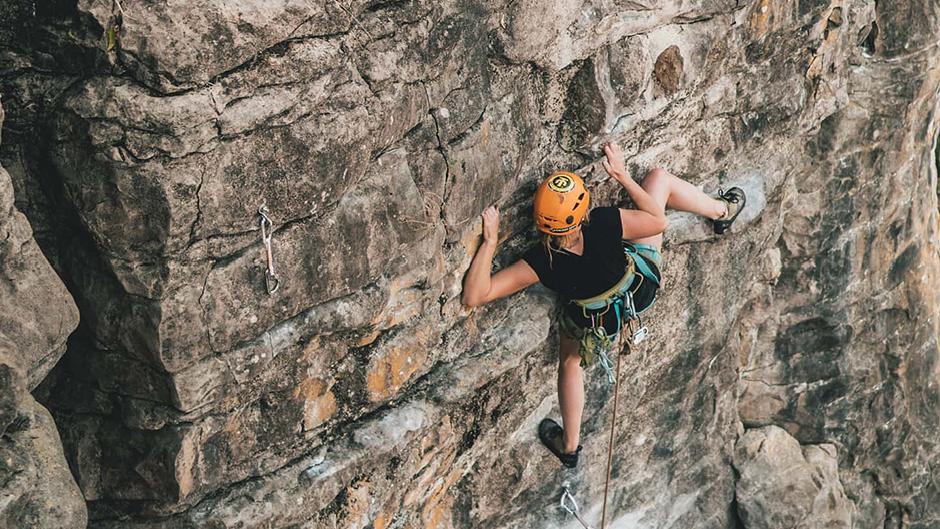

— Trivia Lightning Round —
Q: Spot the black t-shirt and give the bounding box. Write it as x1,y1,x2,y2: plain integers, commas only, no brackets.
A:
522,207,628,300
522,207,660,334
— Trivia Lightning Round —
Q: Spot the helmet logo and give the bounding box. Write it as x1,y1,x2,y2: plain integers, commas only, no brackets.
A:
548,174,575,193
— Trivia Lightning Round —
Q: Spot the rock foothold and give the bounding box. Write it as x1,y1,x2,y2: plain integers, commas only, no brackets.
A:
734,426,853,529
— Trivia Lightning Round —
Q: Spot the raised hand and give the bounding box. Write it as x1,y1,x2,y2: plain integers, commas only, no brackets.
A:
602,142,627,181
482,205,500,245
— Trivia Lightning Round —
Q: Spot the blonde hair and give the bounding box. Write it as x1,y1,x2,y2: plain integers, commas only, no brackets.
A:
541,230,580,269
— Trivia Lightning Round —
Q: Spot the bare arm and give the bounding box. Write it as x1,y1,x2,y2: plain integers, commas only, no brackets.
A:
601,142,667,239
462,206,539,308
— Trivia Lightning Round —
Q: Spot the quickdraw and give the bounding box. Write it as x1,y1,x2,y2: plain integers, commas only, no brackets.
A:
258,204,281,294
576,279,648,383
560,487,595,529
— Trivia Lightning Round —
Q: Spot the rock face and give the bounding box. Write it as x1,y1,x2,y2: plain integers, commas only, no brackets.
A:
0,1,938,528
0,100,85,526
734,426,853,529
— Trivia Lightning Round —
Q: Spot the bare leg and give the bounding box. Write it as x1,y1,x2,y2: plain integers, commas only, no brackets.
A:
629,167,727,250
558,334,584,452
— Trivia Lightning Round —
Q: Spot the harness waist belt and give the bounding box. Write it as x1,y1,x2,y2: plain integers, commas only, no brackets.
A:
573,261,638,312
572,243,660,313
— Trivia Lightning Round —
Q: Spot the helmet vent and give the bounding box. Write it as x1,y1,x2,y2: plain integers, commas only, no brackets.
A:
565,215,574,224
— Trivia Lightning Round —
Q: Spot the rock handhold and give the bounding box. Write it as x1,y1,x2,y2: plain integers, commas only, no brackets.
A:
653,45,684,95
0,354,87,529
734,426,854,529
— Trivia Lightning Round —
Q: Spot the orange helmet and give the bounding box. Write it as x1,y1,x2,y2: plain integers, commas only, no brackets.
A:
533,171,589,235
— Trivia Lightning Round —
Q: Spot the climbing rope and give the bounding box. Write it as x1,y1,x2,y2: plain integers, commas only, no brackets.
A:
596,347,616,385
601,290,645,528
600,319,631,529
258,204,281,294
560,487,595,529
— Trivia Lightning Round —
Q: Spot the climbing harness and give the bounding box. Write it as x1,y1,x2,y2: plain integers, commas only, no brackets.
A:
258,204,281,294
572,243,657,382
560,487,595,529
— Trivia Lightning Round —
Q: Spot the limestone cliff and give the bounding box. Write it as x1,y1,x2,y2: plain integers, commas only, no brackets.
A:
0,100,85,526
0,0,939,528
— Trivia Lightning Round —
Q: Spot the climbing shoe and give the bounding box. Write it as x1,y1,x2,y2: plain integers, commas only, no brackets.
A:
713,187,746,234
538,418,581,468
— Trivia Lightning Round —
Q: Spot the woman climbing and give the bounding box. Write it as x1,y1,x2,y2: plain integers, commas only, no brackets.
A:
461,142,745,468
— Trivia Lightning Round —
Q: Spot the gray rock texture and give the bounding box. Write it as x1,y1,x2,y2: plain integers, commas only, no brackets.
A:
734,425,853,529
0,0,938,528
0,103,79,388
0,361,87,529
0,99,85,527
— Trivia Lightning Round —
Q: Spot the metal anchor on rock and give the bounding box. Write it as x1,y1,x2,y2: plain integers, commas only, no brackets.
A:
258,204,281,294
560,487,594,529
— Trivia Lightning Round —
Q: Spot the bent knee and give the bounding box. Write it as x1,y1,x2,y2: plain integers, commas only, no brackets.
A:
558,339,582,366
644,167,671,183
559,355,582,373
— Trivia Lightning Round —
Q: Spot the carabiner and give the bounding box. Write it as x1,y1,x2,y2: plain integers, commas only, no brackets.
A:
559,487,595,529
258,204,281,294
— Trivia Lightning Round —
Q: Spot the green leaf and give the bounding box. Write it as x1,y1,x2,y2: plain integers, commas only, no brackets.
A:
106,25,118,52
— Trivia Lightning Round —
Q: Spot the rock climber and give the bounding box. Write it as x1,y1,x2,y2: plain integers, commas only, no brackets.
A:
461,142,745,468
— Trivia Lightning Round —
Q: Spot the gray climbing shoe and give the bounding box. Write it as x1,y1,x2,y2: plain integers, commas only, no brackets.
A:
713,187,746,234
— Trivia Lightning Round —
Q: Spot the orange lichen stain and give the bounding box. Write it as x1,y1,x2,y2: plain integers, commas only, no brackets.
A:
373,513,389,529
415,418,456,480
175,433,198,500
293,378,337,431
300,335,322,362
338,478,373,527
368,276,425,331
421,467,463,529
358,329,381,346
402,416,460,523
365,329,430,402
748,0,772,37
